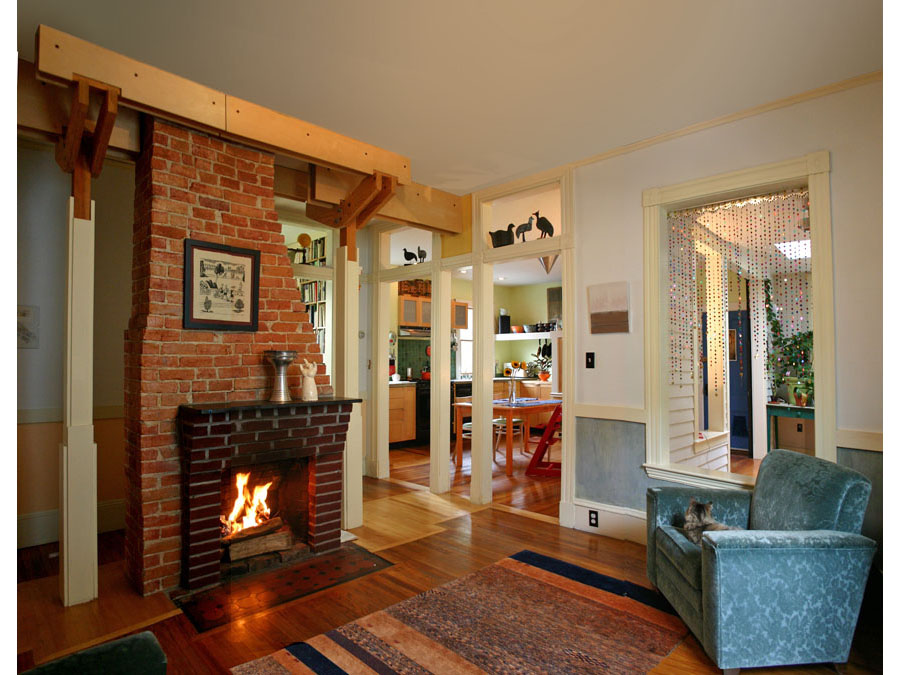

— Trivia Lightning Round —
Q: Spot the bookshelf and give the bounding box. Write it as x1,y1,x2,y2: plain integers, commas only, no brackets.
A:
289,235,330,364
288,235,327,266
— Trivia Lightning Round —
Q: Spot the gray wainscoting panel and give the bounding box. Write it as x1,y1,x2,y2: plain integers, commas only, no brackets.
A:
575,417,667,510
837,447,882,549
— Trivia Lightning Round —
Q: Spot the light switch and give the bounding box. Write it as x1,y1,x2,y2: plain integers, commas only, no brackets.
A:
586,352,595,368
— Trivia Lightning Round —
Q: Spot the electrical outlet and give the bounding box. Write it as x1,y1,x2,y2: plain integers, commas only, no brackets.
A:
797,423,803,432
588,510,598,527
586,352,595,368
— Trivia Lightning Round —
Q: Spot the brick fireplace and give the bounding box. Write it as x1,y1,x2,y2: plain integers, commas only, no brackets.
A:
179,400,355,589
124,117,345,595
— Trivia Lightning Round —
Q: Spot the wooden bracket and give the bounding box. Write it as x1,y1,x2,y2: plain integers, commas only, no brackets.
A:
54,75,120,218
306,170,398,230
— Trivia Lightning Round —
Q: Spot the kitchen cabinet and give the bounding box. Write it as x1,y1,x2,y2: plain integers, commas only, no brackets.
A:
389,383,417,443
451,300,469,329
399,295,431,327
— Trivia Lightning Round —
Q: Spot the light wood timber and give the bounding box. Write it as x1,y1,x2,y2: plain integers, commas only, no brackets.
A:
273,165,310,202
226,95,410,184
310,165,464,234
35,25,411,181
36,24,225,129
307,171,398,233
18,58,140,153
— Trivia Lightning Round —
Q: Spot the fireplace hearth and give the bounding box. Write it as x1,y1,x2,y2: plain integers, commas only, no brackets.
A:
178,397,359,590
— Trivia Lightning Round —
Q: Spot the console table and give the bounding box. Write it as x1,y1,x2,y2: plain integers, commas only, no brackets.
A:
766,402,815,451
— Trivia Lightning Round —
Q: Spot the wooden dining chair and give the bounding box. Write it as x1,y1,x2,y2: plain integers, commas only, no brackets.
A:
457,396,526,463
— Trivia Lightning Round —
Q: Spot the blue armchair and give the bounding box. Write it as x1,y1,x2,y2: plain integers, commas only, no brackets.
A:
647,449,876,673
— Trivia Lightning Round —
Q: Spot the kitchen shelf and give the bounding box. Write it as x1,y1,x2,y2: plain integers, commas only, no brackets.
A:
494,330,562,341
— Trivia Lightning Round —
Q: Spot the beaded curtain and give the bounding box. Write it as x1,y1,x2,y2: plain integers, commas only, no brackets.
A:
667,190,811,391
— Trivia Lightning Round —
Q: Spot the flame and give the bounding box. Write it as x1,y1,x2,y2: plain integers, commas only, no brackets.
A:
221,471,272,536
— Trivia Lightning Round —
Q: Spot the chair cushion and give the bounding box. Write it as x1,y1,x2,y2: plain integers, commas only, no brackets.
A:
750,449,872,533
656,525,701,590
492,417,524,427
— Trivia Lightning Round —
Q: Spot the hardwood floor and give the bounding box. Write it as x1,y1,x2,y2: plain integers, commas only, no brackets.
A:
389,436,562,517
730,451,763,478
17,477,879,673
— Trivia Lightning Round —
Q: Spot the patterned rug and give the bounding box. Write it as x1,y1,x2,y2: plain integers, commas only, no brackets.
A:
232,549,688,674
175,543,393,632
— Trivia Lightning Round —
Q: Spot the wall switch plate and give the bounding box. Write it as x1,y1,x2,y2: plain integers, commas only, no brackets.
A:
586,352,595,368
588,510,598,527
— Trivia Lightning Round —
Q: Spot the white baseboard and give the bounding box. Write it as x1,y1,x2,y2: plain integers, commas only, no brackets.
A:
18,499,126,549
558,500,576,528
572,499,647,545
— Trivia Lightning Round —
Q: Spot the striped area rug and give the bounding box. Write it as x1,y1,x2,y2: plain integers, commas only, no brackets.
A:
232,550,687,674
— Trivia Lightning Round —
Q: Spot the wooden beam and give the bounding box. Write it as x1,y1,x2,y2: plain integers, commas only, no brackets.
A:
34,25,411,184
309,166,464,234
356,174,397,228
306,171,396,230
18,59,140,153
72,151,91,220
54,78,88,173
273,165,310,202
340,223,357,262
225,96,410,184
89,83,119,177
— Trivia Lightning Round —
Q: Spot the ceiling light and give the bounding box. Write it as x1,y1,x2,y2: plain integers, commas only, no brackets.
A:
774,239,811,259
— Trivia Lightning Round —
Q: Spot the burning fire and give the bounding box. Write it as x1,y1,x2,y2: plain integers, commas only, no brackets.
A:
221,472,272,536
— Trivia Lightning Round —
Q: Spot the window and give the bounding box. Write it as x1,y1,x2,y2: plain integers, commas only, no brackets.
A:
458,307,474,377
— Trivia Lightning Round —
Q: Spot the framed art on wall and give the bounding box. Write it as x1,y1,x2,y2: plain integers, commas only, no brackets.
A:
183,239,260,331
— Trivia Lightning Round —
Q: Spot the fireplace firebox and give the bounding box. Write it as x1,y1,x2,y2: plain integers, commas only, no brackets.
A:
178,397,359,590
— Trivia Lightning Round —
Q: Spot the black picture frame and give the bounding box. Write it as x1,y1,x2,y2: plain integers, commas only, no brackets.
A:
183,238,260,331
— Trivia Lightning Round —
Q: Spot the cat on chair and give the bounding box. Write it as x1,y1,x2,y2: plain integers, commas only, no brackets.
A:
683,497,741,545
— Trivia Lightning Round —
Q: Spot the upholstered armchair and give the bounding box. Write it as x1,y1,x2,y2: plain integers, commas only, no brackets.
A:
646,449,876,673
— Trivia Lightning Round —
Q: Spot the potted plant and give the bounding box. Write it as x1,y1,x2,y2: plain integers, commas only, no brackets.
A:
528,351,552,382
765,281,813,405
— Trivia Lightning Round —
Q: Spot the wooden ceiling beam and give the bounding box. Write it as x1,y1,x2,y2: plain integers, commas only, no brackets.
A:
34,25,411,184
308,166,464,234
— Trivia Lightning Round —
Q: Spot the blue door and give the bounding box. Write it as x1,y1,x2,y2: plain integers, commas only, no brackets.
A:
701,310,752,450
728,310,752,450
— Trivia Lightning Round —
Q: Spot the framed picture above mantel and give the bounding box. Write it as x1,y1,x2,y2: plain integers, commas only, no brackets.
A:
183,238,260,331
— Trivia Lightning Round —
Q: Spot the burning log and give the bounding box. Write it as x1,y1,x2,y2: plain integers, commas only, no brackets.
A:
227,527,293,561
223,516,284,543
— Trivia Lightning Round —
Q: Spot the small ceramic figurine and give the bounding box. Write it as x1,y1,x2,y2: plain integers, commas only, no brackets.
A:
299,360,318,401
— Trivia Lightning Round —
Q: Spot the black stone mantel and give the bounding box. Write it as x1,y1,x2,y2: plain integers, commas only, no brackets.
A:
179,396,362,416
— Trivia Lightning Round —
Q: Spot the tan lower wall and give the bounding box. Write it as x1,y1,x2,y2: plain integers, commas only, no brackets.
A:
18,417,126,516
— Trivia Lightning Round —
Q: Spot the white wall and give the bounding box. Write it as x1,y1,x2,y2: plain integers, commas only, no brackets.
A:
18,140,134,415
573,82,882,434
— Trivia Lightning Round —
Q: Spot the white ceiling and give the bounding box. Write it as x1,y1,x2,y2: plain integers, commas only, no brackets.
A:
17,1,882,195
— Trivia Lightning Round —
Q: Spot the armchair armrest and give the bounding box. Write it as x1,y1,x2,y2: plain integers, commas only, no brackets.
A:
701,530,876,670
645,487,750,585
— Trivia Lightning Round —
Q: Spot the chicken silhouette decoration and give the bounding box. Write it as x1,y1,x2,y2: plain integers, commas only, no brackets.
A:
515,216,533,243
488,223,515,248
417,246,427,263
533,211,555,238
402,247,418,265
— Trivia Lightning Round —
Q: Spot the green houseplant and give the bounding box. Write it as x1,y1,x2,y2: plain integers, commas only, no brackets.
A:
764,280,813,405
527,350,552,381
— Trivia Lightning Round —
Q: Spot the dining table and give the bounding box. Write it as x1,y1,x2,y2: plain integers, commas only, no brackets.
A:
453,398,562,476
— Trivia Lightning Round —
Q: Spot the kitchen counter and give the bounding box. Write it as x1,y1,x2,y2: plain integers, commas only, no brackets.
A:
389,380,416,386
